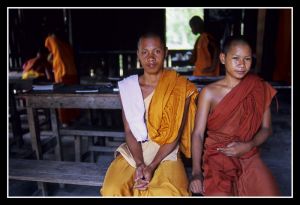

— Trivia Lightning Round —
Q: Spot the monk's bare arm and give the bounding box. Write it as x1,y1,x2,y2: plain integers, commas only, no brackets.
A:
189,87,212,193
249,107,272,147
122,109,149,189
122,109,145,167
45,66,54,81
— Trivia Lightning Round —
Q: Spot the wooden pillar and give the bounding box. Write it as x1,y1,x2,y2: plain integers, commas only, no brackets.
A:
26,107,42,160
50,108,64,161
255,9,266,74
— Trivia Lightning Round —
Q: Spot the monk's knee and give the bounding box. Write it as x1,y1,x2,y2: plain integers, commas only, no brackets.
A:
101,182,132,196
100,184,119,196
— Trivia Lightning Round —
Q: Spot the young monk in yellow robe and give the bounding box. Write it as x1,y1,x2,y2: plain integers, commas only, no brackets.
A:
45,34,80,125
189,35,280,196
101,32,198,196
189,16,220,77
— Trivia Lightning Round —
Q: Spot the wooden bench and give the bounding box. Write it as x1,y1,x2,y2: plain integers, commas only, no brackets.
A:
41,128,124,162
9,158,109,196
60,126,124,162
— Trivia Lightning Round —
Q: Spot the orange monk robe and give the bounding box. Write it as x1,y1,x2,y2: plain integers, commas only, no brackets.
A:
45,35,80,124
147,69,198,158
193,32,220,77
203,73,280,196
45,35,78,83
101,69,198,196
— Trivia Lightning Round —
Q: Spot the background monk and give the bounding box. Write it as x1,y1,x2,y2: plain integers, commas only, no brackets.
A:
22,47,53,81
189,16,220,77
101,32,198,196
45,33,80,126
189,35,280,196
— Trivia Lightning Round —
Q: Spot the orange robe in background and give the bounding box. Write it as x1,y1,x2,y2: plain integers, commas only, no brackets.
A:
22,56,52,80
193,32,220,77
45,35,80,124
203,74,280,196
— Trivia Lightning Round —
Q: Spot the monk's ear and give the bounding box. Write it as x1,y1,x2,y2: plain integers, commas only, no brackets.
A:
164,47,168,58
219,53,225,64
137,50,140,60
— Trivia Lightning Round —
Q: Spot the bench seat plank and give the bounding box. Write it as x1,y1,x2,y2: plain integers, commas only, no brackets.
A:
9,159,107,186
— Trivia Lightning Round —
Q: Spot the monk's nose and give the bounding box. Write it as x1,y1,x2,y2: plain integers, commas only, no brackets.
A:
237,59,246,68
147,54,155,62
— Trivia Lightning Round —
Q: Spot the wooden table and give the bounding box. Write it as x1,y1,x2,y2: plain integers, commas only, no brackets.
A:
19,91,122,161
11,89,122,195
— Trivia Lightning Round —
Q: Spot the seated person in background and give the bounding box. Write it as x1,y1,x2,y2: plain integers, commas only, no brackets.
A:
101,32,198,196
22,47,53,81
45,32,80,126
45,33,78,85
189,15,220,77
189,35,280,196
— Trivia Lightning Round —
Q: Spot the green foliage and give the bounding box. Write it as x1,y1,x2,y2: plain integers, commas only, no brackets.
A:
166,8,204,50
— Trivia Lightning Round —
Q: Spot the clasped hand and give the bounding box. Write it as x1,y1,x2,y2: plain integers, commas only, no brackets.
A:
133,164,153,190
189,175,204,194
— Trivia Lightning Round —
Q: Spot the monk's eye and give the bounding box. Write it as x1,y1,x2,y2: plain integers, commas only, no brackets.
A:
155,49,161,55
141,50,148,56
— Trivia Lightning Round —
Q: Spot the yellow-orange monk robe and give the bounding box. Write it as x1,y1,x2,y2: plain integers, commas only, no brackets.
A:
45,35,78,82
45,35,80,124
203,73,280,196
147,70,197,157
115,90,180,168
22,56,52,80
101,69,198,196
22,70,43,80
193,32,220,77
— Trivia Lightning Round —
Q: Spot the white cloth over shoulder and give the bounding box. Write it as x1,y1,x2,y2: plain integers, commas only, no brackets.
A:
118,75,148,142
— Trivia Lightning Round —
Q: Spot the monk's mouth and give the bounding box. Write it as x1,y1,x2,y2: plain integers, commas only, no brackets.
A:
148,63,157,67
235,71,247,75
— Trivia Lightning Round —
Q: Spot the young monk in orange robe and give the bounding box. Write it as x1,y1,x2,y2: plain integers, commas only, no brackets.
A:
22,48,53,81
189,35,280,196
101,33,198,196
189,16,220,77
45,34,80,125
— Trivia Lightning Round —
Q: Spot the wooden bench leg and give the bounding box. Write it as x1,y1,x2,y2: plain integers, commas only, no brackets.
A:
50,109,65,190
50,109,64,161
37,182,48,196
74,136,81,162
27,108,43,160
36,179,64,196
88,137,96,163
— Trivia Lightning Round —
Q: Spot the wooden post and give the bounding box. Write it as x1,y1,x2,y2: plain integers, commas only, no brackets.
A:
50,109,64,161
74,136,81,162
26,108,42,160
27,107,48,195
255,9,266,73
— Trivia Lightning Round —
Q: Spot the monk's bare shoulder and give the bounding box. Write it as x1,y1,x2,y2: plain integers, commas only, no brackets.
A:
200,80,227,107
202,80,225,97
